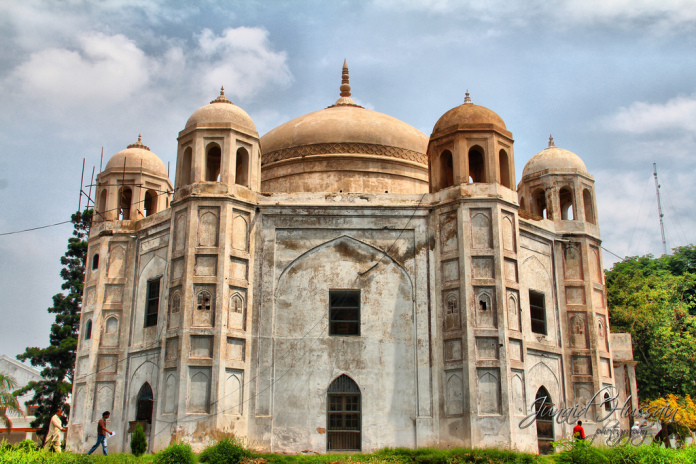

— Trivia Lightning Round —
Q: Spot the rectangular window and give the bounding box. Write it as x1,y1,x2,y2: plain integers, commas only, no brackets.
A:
145,278,161,327
529,290,546,335
329,290,360,336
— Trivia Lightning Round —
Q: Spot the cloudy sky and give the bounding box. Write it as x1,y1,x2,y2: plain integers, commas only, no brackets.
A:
1,0,695,358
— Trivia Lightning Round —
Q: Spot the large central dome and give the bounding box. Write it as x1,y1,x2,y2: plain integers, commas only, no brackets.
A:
260,61,429,194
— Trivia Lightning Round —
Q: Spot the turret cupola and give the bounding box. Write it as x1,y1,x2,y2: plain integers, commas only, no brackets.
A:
175,87,261,198
517,136,597,225
428,92,515,192
94,135,173,222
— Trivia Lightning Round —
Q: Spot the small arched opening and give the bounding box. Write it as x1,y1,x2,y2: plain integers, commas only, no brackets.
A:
135,382,154,423
206,144,222,182
327,374,361,451
559,187,574,220
97,189,107,221
181,147,193,185
92,253,100,270
144,189,157,217
235,147,249,187
84,319,92,340
532,188,548,219
583,189,595,224
519,196,526,212
439,150,454,190
118,187,132,220
603,392,612,412
499,149,511,188
535,386,554,454
468,146,485,183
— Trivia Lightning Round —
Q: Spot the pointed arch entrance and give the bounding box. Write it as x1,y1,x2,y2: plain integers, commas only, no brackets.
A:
535,386,554,454
327,374,361,451
136,382,154,423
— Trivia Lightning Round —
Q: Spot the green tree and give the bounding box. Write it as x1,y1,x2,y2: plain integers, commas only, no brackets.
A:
131,423,148,456
606,246,696,401
16,210,92,440
0,373,23,431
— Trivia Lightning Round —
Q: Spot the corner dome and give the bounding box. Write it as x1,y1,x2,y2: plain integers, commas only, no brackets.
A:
522,136,588,179
105,136,168,178
432,92,506,134
185,87,257,134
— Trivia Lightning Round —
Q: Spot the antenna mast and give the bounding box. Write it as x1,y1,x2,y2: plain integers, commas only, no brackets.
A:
653,163,667,255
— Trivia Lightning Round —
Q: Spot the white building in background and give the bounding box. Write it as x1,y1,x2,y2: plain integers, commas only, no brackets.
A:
66,63,638,454
0,355,43,444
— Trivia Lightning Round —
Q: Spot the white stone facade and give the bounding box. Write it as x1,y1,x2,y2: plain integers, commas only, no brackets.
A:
67,71,637,454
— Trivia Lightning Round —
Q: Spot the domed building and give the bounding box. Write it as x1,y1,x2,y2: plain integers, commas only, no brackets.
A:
68,62,637,456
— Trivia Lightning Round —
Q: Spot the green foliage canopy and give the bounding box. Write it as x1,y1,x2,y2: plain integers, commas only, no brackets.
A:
606,245,696,401
15,210,92,438
131,423,148,456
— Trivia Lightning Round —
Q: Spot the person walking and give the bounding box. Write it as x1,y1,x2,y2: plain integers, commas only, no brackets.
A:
572,420,585,440
43,409,68,452
87,411,112,455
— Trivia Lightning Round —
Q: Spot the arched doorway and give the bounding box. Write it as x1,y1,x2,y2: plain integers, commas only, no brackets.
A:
327,374,361,451
535,386,554,454
136,383,154,423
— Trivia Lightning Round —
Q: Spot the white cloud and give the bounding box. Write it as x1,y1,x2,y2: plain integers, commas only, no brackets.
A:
603,94,696,133
10,33,150,106
194,27,292,101
2,24,292,119
372,0,696,31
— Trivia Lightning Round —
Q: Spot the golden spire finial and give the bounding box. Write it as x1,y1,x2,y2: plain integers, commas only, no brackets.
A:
464,90,472,104
340,59,351,98
329,59,361,108
127,134,150,151
548,134,555,148
210,86,232,104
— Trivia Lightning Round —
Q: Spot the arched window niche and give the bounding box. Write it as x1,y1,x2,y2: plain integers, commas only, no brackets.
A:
499,149,511,188
535,386,554,454
136,382,154,423
559,187,575,220
85,320,93,340
181,147,193,185
468,146,485,183
118,187,132,220
97,189,107,221
206,144,222,182
532,188,549,219
583,189,595,224
439,150,454,190
235,147,249,187
144,189,157,217
327,374,361,451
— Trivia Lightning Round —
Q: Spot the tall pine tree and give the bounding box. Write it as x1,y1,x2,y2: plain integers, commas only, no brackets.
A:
17,210,91,441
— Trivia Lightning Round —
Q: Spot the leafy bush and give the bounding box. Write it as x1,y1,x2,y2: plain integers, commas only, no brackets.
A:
553,439,607,464
153,442,195,464
130,423,148,456
14,439,38,451
199,437,251,464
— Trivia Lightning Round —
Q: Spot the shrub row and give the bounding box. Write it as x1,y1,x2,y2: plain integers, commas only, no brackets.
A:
3,437,696,464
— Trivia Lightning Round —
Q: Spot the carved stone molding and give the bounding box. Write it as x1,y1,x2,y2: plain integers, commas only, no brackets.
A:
261,142,427,166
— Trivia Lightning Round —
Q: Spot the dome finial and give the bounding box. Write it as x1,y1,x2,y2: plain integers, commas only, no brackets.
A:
340,59,351,98
210,86,233,104
127,134,150,151
329,59,361,108
548,134,555,148
464,90,472,104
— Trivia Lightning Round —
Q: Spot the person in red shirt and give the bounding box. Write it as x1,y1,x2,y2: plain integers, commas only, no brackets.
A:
87,411,112,455
573,420,585,440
